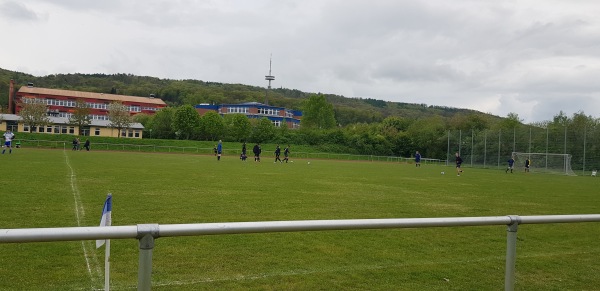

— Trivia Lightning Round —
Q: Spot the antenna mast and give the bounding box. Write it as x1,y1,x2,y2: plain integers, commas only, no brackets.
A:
265,54,275,105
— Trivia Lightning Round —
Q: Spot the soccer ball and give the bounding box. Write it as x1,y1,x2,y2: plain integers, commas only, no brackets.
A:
441,171,445,175
308,161,311,165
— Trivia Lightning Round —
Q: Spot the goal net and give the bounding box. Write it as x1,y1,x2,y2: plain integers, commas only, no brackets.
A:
511,152,576,176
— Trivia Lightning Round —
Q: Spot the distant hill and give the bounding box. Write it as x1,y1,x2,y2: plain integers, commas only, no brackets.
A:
0,67,500,125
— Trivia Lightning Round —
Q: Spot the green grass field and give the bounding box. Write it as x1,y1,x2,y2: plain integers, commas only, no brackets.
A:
1,148,599,290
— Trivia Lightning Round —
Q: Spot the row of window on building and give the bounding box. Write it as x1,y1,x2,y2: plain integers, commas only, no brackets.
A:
22,97,158,113
52,112,110,120
23,125,78,135
223,106,295,118
21,124,141,138
226,107,249,114
121,129,142,138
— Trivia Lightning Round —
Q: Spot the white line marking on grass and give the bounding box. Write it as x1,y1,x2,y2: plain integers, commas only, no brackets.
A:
64,150,102,288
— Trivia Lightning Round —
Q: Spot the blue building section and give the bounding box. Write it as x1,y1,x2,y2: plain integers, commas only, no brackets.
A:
197,104,219,111
195,102,302,129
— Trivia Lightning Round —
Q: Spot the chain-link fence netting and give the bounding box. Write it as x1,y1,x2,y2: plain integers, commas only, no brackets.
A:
445,126,600,175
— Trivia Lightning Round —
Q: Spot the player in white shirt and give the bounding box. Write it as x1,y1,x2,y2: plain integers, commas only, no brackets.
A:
3,129,15,154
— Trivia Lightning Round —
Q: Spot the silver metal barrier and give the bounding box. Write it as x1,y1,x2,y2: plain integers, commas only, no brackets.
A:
2,214,600,290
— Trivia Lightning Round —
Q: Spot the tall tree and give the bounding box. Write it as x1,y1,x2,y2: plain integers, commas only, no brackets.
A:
199,111,225,141
149,107,175,139
108,101,132,138
552,111,570,127
19,98,50,133
301,94,336,129
379,116,411,136
172,105,200,140
449,113,489,131
406,116,447,159
497,112,522,130
225,113,251,142
69,99,91,135
251,117,275,143
132,113,152,127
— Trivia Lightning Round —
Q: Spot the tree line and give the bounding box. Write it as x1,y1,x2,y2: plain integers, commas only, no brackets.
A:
138,94,600,168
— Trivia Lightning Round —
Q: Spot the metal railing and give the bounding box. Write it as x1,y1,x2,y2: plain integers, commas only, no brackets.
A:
2,214,600,290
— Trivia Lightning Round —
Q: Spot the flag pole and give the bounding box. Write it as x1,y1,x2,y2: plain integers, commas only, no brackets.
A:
105,238,110,290
105,209,111,291
96,193,112,291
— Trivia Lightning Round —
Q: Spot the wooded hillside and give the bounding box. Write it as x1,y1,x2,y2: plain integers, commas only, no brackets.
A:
0,67,498,125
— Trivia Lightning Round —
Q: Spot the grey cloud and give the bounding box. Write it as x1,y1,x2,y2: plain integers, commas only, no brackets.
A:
528,94,599,122
4,0,600,123
0,1,40,21
27,0,122,12
370,59,465,83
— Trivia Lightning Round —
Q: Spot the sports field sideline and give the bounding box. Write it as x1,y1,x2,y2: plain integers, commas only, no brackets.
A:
1,148,599,290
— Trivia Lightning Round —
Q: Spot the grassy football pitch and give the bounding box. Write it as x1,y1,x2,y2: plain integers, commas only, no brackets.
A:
1,148,599,290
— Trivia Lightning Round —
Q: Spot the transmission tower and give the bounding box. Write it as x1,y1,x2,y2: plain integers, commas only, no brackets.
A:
264,55,275,105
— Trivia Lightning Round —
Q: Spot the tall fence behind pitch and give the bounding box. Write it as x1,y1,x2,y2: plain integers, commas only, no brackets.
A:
17,126,600,174
445,126,600,175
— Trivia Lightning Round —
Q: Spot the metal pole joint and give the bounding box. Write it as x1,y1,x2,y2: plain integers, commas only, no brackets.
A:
137,224,159,250
507,215,520,232
137,224,159,290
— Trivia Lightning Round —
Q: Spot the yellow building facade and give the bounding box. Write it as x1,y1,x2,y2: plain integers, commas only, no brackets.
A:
0,114,144,138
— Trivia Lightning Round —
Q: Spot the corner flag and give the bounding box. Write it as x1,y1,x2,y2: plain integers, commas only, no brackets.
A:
96,194,112,291
96,194,112,248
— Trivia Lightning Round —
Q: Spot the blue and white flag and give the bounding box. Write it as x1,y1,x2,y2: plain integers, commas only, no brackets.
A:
96,194,112,248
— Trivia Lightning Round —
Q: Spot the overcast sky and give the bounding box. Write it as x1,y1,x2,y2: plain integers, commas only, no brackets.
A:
2,0,600,123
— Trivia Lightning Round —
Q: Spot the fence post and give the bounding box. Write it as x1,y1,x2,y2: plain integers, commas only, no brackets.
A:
498,129,501,169
471,129,474,167
583,125,586,175
446,130,450,166
484,132,487,168
137,224,159,291
505,215,520,291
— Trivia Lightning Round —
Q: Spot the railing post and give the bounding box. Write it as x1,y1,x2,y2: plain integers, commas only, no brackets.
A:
137,224,159,291
505,215,520,291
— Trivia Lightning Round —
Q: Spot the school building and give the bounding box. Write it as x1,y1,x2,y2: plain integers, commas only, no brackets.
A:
0,114,144,138
11,81,167,120
195,102,302,129
3,80,166,138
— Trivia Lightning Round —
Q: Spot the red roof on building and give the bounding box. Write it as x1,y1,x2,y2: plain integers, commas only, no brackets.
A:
17,86,167,106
